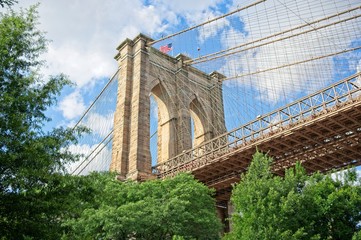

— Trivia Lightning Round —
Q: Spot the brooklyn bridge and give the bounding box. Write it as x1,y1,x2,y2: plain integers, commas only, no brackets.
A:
69,0,361,214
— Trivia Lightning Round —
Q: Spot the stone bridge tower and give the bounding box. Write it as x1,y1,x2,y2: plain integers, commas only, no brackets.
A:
110,34,226,180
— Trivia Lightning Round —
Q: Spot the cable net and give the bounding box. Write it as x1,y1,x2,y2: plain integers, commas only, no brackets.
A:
67,71,118,175
71,0,361,175
153,0,361,131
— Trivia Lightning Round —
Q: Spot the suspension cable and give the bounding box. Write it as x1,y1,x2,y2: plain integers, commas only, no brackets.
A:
188,13,361,65
147,0,267,46
184,5,361,65
222,46,361,82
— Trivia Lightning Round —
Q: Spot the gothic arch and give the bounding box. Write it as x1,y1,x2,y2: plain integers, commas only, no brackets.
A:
189,97,210,146
110,34,225,180
151,82,176,163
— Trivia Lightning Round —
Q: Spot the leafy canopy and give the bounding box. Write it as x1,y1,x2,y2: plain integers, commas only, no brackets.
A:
225,151,361,240
0,0,17,8
63,173,222,240
0,5,222,240
0,5,84,239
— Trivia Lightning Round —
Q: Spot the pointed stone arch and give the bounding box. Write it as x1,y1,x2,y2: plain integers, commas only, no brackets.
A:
189,97,210,146
110,34,226,180
150,82,177,164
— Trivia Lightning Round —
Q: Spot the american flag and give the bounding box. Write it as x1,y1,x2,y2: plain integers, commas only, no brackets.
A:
160,43,172,54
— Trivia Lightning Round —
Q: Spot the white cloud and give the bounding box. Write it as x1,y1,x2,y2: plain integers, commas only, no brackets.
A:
220,27,247,49
148,0,228,44
150,95,159,120
43,44,113,89
186,9,230,44
83,112,114,138
68,143,93,157
357,167,361,181
331,167,361,185
10,0,359,123
13,0,193,89
356,59,361,87
58,90,86,120
66,143,112,175
217,0,361,104
6,0,229,122
150,0,223,14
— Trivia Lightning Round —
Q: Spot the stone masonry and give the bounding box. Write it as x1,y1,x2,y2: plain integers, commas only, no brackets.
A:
110,34,226,180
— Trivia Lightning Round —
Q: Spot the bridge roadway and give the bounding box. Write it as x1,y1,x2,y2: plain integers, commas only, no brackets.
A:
152,73,361,202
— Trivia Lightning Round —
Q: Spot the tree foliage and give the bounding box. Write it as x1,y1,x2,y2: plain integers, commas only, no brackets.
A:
0,5,222,239
225,151,361,240
0,6,84,239
0,0,17,8
62,173,222,240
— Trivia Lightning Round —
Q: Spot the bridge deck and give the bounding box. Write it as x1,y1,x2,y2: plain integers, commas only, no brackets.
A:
153,73,361,201
197,99,361,200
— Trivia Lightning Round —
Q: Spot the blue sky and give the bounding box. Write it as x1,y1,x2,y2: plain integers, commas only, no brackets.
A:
7,0,359,129
6,0,234,130
3,0,360,174
4,0,237,172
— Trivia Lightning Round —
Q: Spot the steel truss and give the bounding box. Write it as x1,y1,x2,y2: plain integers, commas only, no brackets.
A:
153,73,361,200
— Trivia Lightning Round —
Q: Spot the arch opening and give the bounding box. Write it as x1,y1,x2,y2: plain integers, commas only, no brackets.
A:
189,98,208,147
149,95,158,166
150,83,175,164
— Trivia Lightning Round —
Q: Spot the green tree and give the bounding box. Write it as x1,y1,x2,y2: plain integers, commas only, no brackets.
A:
225,151,361,240
0,6,84,239
0,4,221,240
63,173,222,240
353,230,361,240
0,0,17,8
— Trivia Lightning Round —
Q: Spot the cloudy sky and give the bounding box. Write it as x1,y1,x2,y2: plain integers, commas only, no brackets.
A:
5,0,360,129
2,0,234,173
6,0,230,128
3,0,360,174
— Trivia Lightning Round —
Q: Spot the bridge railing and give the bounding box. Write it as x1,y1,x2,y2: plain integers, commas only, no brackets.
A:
152,72,361,178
